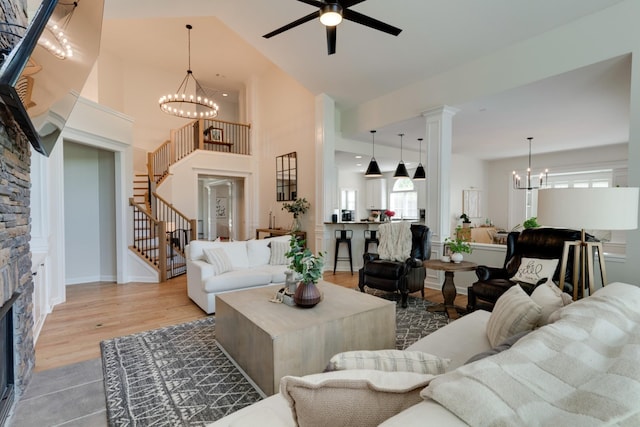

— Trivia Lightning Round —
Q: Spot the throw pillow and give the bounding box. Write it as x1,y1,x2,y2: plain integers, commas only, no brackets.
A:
325,350,450,375
465,330,531,364
203,248,233,275
269,240,290,265
511,257,559,285
530,280,573,326
486,284,541,347
280,369,434,427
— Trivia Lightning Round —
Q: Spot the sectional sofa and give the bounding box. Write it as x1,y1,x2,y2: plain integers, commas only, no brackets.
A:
209,281,640,426
185,235,291,313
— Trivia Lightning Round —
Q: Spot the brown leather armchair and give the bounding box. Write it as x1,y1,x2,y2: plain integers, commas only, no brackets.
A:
467,227,596,312
358,224,432,308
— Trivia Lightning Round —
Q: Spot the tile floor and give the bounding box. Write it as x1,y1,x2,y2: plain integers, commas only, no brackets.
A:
8,358,107,426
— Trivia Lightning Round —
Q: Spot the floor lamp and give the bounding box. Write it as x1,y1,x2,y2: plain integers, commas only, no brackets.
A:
537,187,639,300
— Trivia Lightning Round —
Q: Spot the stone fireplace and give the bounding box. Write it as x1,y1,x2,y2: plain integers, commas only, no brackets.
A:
0,108,36,422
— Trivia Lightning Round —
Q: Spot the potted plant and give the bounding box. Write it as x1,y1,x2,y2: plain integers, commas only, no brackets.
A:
444,228,473,263
285,235,325,307
460,213,472,228
281,197,311,231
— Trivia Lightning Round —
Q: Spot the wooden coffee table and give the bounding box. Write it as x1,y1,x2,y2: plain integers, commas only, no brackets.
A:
424,259,477,319
215,281,396,395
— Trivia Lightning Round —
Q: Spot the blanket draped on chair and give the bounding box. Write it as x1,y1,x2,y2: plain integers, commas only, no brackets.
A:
377,222,412,262
423,282,640,426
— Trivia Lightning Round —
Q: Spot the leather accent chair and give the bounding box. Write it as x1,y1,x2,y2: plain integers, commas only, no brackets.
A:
467,227,596,312
358,224,432,308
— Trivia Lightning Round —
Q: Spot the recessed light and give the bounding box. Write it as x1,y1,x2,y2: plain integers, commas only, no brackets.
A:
355,155,362,159
356,163,362,167
222,93,228,97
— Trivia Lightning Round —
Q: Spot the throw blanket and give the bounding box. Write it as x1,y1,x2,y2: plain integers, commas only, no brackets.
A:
377,222,412,262
423,282,640,426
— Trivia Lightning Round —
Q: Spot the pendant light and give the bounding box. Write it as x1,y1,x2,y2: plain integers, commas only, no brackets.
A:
364,130,382,177
413,137,426,180
512,137,548,190
393,133,409,179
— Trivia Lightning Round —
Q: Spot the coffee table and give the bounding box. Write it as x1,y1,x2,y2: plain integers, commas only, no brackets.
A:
216,281,396,395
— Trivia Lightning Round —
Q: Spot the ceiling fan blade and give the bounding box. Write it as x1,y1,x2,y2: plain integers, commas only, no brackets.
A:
326,26,336,55
343,9,402,36
263,11,320,38
341,0,368,7
296,0,326,7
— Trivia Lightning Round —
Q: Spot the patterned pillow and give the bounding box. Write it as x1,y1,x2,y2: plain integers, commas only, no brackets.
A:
325,350,449,375
203,248,233,275
530,281,573,326
512,257,559,285
269,240,290,265
280,370,434,427
486,284,541,347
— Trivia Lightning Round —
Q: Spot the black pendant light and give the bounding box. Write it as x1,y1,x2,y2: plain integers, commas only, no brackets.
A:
365,130,382,177
413,137,426,180
393,133,409,179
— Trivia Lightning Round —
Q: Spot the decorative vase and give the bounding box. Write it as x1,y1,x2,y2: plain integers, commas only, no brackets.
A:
284,270,297,294
291,216,301,232
294,281,321,308
451,252,464,264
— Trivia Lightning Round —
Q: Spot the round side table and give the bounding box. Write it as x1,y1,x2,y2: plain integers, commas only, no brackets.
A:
423,259,477,319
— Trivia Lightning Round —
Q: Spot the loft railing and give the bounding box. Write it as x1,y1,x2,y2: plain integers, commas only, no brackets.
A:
130,198,168,282
149,118,251,186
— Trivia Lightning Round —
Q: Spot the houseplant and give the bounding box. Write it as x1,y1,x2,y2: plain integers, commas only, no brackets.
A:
281,197,311,231
460,213,472,228
444,227,473,263
285,235,325,307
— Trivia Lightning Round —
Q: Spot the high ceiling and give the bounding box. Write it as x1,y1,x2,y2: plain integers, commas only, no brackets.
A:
102,0,630,171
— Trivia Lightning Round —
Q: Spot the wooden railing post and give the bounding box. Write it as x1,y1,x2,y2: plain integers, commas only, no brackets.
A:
190,219,198,242
158,221,168,282
197,119,204,151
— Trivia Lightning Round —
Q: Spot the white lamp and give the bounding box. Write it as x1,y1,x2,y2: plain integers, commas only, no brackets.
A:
537,187,639,299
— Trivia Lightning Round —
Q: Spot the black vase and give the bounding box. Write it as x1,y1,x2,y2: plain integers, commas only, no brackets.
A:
293,282,321,308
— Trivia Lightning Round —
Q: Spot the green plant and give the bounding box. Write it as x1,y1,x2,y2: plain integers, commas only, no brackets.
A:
281,197,311,218
523,217,539,229
460,213,471,223
285,235,325,284
444,228,473,254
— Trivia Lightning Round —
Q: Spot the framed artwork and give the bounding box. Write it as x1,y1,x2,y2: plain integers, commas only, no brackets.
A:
463,189,482,218
204,126,223,142
216,197,228,219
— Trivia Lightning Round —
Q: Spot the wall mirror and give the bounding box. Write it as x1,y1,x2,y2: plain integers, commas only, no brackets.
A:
276,152,297,201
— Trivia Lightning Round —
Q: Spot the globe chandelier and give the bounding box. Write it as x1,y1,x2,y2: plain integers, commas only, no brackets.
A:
159,24,219,119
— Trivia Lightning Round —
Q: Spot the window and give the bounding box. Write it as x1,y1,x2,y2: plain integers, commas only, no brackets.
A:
389,178,418,219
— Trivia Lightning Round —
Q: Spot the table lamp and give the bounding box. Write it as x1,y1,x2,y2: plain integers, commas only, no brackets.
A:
537,187,639,299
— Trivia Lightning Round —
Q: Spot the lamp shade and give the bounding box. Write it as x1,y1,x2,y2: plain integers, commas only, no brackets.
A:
365,158,382,177
413,164,426,180
537,188,639,230
393,161,409,178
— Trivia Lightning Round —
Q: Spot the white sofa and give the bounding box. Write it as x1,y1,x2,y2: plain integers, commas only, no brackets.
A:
209,282,640,426
186,236,291,313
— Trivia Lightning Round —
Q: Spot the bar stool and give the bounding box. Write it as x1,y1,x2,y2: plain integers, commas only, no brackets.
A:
333,229,353,274
364,229,379,253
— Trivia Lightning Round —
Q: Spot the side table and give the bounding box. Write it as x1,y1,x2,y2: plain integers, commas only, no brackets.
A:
423,259,477,319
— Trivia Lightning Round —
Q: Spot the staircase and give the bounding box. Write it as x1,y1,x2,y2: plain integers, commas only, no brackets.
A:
129,118,251,281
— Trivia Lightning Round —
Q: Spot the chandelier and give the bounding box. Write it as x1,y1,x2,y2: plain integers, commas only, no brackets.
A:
38,1,78,60
158,24,219,119
513,137,548,190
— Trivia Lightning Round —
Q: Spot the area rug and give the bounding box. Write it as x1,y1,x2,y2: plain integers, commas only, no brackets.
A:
101,291,449,426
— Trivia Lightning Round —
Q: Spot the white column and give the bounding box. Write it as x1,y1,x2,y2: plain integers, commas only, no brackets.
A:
315,94,336,255
424,106,458,245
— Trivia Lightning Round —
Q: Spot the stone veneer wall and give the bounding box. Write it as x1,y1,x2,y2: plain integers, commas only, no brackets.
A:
0,107,35,400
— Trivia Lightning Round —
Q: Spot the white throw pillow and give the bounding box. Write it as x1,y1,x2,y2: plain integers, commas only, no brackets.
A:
280,370,434,427
530,281,573,326
325,350,450,375
203,248,233,275
269,240,290,265
212,241,250,269
486,284,542,347
512,257,559,285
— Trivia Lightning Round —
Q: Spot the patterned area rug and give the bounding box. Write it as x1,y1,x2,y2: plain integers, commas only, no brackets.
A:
101,290,449,426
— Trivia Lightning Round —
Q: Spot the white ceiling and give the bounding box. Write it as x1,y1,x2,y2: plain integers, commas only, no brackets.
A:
102,0,630,171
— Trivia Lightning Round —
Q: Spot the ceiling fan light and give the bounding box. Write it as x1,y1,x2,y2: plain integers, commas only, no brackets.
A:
393,161,409,179
320,4,343,26
365,158,382,177
413,164,426,180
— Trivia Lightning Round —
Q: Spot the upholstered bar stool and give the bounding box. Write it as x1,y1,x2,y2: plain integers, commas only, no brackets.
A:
333,229,354,274
364,229,379,253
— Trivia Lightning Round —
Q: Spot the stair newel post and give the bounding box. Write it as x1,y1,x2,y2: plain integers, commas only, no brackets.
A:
147,152,154,186
189,219,197,243
197,119,204,151
169,129,176,166
158,221,168,282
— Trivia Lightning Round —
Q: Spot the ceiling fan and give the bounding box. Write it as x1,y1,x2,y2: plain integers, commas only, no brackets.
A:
263,0,402,55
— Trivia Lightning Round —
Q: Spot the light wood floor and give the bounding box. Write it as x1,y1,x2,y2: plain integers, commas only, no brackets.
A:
34,272,467,372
